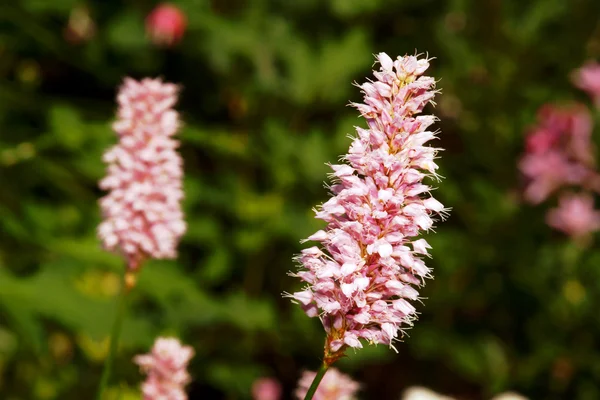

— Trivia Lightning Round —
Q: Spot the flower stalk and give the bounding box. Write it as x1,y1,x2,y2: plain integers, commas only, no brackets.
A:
302,362,329,400
96,269,131,400
296,365,360,400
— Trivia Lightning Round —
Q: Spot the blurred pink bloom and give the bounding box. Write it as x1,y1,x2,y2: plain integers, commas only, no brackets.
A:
546,193,600,238
134,337,194,400
538,104,594,165
572,62,600,107
519,151,587,204
98,78,186,270
519,104,598,204
146,3,187,47
295,368,359,400
252,377,282,400
287,53,446,360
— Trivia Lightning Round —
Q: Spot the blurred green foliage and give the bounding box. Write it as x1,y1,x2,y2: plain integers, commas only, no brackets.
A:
2,0,600,399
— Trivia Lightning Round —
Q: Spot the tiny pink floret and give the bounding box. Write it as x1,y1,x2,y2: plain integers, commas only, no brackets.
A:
572,62,600,107
134,337,195,400
294,368,360,400
98,78,186,270
287,53,447,354
546,192,600,238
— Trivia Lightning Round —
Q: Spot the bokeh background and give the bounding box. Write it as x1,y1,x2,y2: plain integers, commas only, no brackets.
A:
2,1,600,399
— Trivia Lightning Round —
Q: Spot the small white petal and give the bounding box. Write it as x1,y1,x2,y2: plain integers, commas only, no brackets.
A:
377,242,393,258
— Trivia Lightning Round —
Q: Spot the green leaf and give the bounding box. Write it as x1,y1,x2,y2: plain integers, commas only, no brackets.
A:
49,105,83,149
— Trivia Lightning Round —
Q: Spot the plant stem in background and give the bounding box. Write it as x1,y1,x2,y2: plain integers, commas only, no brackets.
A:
303,361,329,400
96,270,130,400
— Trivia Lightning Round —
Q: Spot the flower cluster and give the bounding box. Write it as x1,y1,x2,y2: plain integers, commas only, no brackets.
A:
98,78,186,270
294,368,359,400
519,62,600,239
134,337,194,400
288,53,446,358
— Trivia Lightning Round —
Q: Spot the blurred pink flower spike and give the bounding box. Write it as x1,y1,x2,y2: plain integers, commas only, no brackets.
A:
134,337,195,400
98,78,186,274
572,62,600,107
546,192,600,239
295,368,360,400
519,104,598,204
146,3,187,47
252,377,282,400
286,52,447,364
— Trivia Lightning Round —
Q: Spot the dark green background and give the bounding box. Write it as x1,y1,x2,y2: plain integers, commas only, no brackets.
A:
1,0,600,399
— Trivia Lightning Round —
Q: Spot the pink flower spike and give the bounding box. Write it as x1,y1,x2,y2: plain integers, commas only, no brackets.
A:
294,368,360,400
252,377,282,400
546,192,600,238
98,78,186,271
572,62,600,107
146,3,187,47
287,52,447,362
134,337,195,400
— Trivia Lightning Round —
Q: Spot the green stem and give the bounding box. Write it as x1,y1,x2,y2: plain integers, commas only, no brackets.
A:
96,271,130,400
303,361,329,400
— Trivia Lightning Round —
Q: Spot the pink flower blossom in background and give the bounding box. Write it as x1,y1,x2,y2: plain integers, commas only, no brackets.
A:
252,377,282,400
146,3,187,47
519,104,598,204
98,78,186,271
519,150,587,204
287,52,446,361
546,193,600,238
572,62,600,107
527,104,594,165
134,337,194,400
520,65,600,241
294,368,359,400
